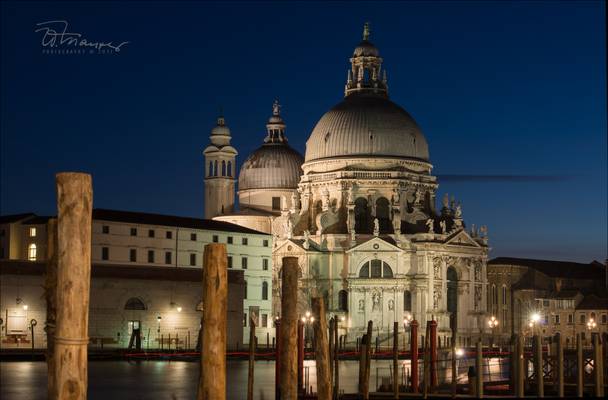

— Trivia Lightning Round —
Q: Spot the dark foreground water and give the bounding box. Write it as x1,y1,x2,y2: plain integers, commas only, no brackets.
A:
0,359,396,400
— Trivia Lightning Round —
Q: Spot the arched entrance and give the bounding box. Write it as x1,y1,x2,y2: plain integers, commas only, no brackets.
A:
447,267,458,332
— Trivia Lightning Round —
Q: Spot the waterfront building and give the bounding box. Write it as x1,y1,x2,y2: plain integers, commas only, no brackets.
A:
0,209,273,347
487,257,608,345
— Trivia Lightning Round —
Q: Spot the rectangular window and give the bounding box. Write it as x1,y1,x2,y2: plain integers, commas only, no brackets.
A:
28,244,37,261
262,314,268,328
102,225,109,234
228,256,233,268
602,315,607,324
272,196,281,210
243,313,247,327
165,251,172,265
227,236,233,244
244,280,247,299
554,315,560,325
543,315,548,325
263,239,269,247
580,314,586,324
148,229,155,238
190,253,196,266
130,228,137,236
148,250,155,263
101,247,109,260
543,299,550,308
242,257,248,269
130,249,137,262
212,235,219,243
568,314,573,324
166,231,172,239
242,238,248,245
29,227,37,237
263,259,269,271
190,233,197,241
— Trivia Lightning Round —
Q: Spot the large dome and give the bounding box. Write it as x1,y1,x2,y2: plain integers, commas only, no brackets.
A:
305,93,430,163
238,143,304,191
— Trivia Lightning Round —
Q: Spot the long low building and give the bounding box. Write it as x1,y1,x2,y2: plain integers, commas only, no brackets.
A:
0,209,275,348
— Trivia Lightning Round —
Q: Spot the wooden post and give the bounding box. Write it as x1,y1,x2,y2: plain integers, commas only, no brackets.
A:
430,319,438,389
247,317,256,400
475,339,483,398
45,218,58,400
393,321,399,399
576,333,583,397
334,318,339,399
297,320,304,393
312,297,332,400
593,334,604,397
364,320,373,400
410,320,419,393
555,333,564,398
275,320,281,400
451,330,457,398
533,335,543,397
423,325,430,398
280,257,299,400
358,334,368,396
515,335,527,398
54,173,92,400
328,317,334,391
197,243,227,400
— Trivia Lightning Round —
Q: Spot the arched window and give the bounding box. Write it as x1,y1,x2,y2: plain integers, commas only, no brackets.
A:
354,197,370,233
375,197,391,233
227,161,232,177
262,281,268,300
27,243,37,261
221,160,226,176
359,260,393,278
124,297,146,310
404,290,412,312
209,161,213,177
338,290,348,311
214,160,218,176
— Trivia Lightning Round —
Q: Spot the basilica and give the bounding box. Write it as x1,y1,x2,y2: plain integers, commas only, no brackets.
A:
207,24,490,344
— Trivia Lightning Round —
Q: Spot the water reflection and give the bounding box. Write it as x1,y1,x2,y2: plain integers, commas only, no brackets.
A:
0,358,509,399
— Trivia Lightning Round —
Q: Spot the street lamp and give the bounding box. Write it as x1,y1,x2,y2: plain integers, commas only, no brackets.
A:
487,316,499,348
302,311,314,349
403,314,413,347
586,318,597,330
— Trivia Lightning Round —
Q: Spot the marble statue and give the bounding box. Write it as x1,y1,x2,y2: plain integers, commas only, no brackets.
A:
426,218,435,234
388,299,394,311
303,230,310,249
373,218,379,236
479,225,488,238
347,186,354,204
440,220,447,234
286,218,293,239
358,299,365,311
393,189,400,205
372,291,381,311
291,192,298,211
415,189,424,204
455,203,462,219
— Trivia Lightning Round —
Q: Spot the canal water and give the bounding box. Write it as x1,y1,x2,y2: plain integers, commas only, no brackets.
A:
0,359,396,400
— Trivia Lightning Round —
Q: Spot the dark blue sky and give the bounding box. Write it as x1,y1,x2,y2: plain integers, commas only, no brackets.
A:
1,1,606,262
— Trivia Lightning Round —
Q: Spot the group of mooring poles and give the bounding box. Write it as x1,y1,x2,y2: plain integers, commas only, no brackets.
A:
511,332,605,399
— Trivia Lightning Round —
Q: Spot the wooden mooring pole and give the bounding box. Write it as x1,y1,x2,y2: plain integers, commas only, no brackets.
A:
576,333,583,397
516,334,524,398
328,317,334,392
533,334,544,397
334,318,339,399
312,297,332,400
358,334,368,397
247,317,256,400
54,172,92,400
593,333,604,397
45,218,58,400
393,321,399,399
555,332,564,398
280,257,299,400
410,320,419,393
197,243,227,400
364,320,373,400
475,339,483,398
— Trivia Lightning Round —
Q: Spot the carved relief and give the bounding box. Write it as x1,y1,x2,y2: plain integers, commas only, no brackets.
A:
474,285,482,311
433,257,442,280
388,299,394,311
371,290,382,312
358,299,365,311
433,284,442,310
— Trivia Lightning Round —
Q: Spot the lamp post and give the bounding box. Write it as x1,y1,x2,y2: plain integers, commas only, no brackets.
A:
487,316,499,349
301,311,314,350
403,314,413,349
586,318,597,345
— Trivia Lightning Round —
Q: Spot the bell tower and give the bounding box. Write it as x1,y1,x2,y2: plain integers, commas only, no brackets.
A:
203,114,238,218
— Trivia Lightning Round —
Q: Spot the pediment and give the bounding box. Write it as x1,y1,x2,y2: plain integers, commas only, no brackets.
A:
445,230,481,248
274,238,319,254
346,236,403,253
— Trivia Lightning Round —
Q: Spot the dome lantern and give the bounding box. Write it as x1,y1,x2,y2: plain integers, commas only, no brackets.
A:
345,23,388,98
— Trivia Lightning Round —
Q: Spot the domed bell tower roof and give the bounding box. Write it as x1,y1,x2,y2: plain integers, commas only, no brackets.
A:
345,22,388,98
